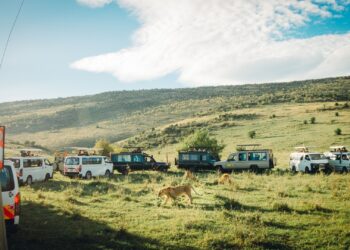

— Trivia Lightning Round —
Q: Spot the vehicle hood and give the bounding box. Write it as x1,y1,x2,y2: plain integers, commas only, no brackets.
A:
214,161,227,166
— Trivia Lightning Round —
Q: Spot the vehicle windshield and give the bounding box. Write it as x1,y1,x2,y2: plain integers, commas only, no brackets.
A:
65,157,80,165
0,165,15,192
310,154,326,160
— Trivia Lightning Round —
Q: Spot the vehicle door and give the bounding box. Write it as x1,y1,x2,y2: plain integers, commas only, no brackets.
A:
132,154,145,170
44,158,53,177
23,158,41,181
1,164,16,221
237,152,248,169
226,153,237,169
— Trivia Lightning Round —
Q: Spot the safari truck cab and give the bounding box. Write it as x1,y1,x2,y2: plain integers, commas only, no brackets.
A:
175,149,219,171
215,144,275,173
324,146,350,173
289,146,330,174
111,147,170,175
9,149,54,185
1,160,20,227
63,148,113,179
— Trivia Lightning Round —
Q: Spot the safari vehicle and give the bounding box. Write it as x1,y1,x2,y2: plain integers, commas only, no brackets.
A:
324,146,350,173
54,147,102,173
111,147,170,174
214,144,275,173
64,155,113,179
289,146,330,174
175,149,219,171
1,160,20,228
8,149,54,185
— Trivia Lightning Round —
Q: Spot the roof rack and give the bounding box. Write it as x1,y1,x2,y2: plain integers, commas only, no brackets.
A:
294,146,315,153
329,146,348,152
236,144,262,150
18,148,43,157
60,147,103,156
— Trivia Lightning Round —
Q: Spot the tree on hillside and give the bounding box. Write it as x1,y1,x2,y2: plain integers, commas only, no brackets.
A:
334,128,342,136
310,117,316,124
94,139,115,156
179,130,225,158
248,130,256,139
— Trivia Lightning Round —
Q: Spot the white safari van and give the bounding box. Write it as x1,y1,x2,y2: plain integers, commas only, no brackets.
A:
1,160,20,227
289,147,330,173
9,149,54,185
324,146,350,173
64,156,113,179
215,144,275,172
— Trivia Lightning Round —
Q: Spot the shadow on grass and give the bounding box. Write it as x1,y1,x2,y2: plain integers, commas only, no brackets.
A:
7,201,185,250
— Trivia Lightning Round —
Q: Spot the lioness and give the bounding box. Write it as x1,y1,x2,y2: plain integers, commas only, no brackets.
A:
183,170,197,181
158,184,199,204
218,173,232,184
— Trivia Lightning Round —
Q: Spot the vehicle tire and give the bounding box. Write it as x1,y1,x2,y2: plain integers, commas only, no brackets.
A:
305,167,310,174
45,173,50,182
26,176,33,186
85,171,92,180
105,170,111,178
341,167,348,174
291,166,296,174
250,165,258,173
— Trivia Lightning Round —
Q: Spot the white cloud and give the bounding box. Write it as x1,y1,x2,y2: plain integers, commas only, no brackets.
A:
71,0,350,86
76,0,113,8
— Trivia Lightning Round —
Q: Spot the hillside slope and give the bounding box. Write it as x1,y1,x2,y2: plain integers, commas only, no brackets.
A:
1,76,349,150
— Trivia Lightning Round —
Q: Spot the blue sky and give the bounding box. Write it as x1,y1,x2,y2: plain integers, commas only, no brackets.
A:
0,0,349,102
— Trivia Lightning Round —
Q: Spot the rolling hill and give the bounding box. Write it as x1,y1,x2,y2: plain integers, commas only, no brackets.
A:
1,76,349,166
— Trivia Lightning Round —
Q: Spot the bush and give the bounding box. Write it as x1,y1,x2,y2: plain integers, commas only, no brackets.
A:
335,112,339,117
179,129,225,158
303,120,308,124
248,130,256,139
335,128,342,135
310,117,316,124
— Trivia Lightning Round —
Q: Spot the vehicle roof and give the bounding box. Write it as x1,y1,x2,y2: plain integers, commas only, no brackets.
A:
234,149,272,152
179,150,211,154
8,156,47,159
66,155,104,158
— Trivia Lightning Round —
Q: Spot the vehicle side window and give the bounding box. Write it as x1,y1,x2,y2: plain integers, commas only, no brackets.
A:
248,152,267,161
189,154,199,161
132,154,144,163
305,155,310,161
118,155,131,162
0,166,15,191
228,154,235,161
82,157,89,165
300,156,303,160
201,154,207,161
341,154,347,160
239,153,247,161
44,159,51,165
96,157,102,164
181,154,190,161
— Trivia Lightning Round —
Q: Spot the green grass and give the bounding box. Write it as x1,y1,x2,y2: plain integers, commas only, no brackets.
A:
7,170,350,250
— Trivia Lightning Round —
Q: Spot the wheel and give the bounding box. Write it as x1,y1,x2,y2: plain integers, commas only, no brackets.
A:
26,176,33,185
341,167,348,174
217,166,224,174
291,166,296,174
85,171,92,180
105,170,111,178
44,173,50,182
250,165,258,173
305,167,310,174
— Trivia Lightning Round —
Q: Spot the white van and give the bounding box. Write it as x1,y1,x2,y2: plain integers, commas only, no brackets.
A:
289,147,330,173
1,160,20,227
9,157,54,185
64,156,113,179
324,146,350,173
215,144,275,172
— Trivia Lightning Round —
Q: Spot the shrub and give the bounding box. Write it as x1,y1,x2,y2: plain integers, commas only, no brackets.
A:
248,130,256,139
310,117,316,124
303,120,308,124
272,202,292,212
335,112,339,117
335,128,342,135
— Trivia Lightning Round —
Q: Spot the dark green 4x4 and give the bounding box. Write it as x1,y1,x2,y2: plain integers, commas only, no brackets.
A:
111,151,170,174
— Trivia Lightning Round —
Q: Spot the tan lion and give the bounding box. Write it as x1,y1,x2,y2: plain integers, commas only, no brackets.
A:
158,184,199,204
183,170,197,181
218,173,232,184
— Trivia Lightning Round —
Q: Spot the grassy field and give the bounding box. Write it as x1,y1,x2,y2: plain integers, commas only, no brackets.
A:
7,170,350,250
